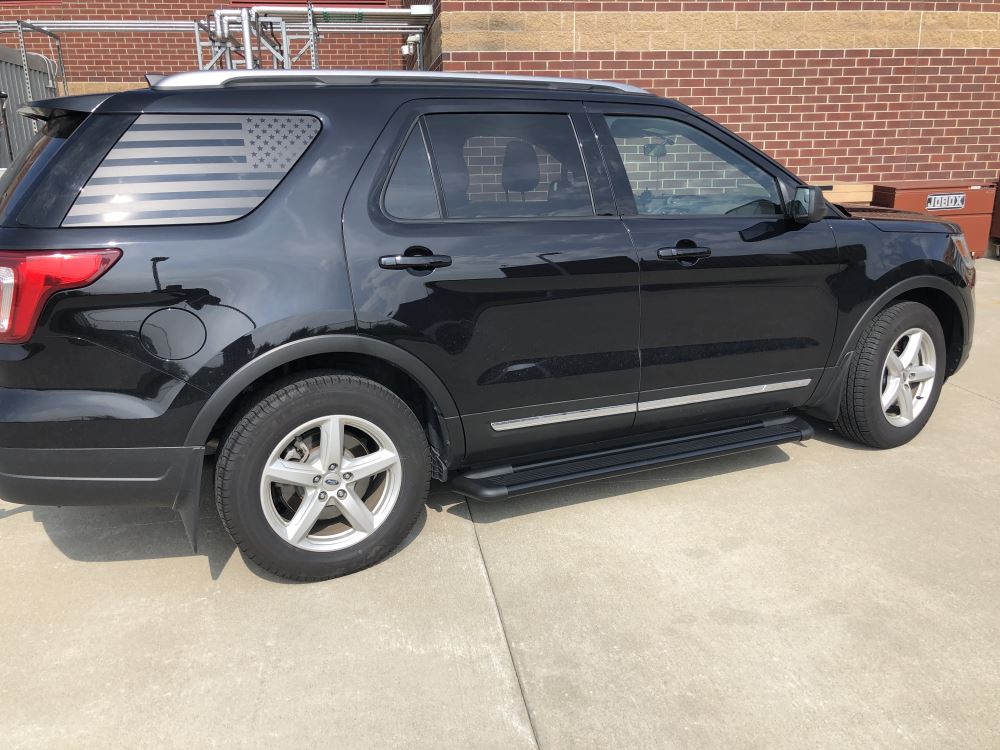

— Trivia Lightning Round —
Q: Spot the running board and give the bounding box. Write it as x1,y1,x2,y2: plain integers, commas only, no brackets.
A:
449,415,813,501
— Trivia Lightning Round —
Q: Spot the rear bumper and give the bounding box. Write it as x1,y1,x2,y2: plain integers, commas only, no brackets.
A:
0,445,204,509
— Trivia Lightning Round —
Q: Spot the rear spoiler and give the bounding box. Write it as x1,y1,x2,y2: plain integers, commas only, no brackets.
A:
17,93,112,122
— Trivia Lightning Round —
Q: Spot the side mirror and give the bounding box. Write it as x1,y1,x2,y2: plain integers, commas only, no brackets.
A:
790,185,827,224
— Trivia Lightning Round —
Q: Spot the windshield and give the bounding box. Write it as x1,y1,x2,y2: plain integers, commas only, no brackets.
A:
0,114,83,223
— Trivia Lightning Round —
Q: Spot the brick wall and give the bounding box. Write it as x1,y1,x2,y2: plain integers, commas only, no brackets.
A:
443,46,1000,184
434,4,1000,185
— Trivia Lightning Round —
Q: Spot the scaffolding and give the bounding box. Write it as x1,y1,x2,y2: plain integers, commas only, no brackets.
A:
195,5,433,71
0,4,435,78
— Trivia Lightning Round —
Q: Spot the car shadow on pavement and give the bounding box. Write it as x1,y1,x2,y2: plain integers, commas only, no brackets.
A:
0,504,33,521
23,501,237,580
439,443,797,522
12,442,807,580
14,459,428,583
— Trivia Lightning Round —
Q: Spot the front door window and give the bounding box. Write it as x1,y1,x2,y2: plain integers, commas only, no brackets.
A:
604,115,783,217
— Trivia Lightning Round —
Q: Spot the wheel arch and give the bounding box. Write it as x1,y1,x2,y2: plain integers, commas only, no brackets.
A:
803,275,970,422
185,335,464,477
890,286,965,376
845,276,969,378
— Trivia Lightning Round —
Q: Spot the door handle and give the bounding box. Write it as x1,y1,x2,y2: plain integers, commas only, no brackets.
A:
657,246,712,261
379,253,452,270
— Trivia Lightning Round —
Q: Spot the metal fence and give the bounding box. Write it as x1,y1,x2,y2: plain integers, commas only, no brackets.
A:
0,44,61,168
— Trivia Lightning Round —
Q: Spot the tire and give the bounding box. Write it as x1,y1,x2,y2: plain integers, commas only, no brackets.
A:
835,301,946,449
215,373,430,581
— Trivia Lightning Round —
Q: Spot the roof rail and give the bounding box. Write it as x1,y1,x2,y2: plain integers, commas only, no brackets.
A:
152,69,652,95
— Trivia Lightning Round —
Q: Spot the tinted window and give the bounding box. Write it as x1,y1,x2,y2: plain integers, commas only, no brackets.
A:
605,115,782,217
0,114,83,224
63,114,320,227
423,113,593,219
384,124,441,220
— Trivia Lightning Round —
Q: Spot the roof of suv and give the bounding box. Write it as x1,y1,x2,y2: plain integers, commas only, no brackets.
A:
151,69,653,96
22,70,674,123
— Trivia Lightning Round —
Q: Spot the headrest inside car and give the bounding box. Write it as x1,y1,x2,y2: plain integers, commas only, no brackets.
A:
501,140,540,196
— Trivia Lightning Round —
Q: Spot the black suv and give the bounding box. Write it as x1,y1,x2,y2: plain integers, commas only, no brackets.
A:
0,71,975,580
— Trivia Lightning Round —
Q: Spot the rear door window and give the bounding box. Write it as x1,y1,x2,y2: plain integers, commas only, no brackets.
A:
421,113,594,219
63,113,320,227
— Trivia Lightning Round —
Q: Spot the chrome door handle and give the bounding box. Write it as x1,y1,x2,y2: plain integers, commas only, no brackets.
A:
379,254,452,270
657,246,712,261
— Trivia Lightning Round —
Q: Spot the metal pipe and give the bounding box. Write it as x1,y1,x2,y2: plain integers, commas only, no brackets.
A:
240,8,254,70
307,4,317,71
0,21,426,31
250,5,433,18
193,20,204,69
15,21,30,103
280,20,290,69
0,21,428,33
54,34,67,94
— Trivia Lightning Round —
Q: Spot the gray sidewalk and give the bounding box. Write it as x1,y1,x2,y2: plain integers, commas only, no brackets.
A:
2,261,998,749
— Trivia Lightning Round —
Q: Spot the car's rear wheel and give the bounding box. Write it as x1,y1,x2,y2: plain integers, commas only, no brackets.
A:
835,301,946,449
215,373,430,581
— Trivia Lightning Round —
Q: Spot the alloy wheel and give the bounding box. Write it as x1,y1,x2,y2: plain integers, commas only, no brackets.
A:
880,327,936,428
259,415,402,551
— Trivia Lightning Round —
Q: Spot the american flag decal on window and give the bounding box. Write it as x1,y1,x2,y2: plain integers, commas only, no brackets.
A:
63,114,320,227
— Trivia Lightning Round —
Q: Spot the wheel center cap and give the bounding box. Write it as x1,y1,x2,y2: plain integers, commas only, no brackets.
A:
324,476,339,487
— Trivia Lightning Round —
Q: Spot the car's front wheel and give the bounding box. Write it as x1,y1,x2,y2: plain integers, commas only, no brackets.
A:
835,301,946,449
215,373,430,581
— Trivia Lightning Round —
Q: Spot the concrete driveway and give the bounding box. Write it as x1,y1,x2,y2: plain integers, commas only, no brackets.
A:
2,261,998,750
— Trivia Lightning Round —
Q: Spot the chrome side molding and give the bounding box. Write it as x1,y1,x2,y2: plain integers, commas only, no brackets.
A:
636,379,813,412
490,378,812,431
490,402,635,432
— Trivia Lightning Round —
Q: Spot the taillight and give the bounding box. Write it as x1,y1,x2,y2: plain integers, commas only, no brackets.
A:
0,249,121,343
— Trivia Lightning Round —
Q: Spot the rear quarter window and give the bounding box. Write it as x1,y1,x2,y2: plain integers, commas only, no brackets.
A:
0,114,83,225
62,114,321,227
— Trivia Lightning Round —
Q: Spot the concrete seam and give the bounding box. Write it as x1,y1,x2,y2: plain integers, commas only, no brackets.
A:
465,497,542,750
951,382,1000,407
